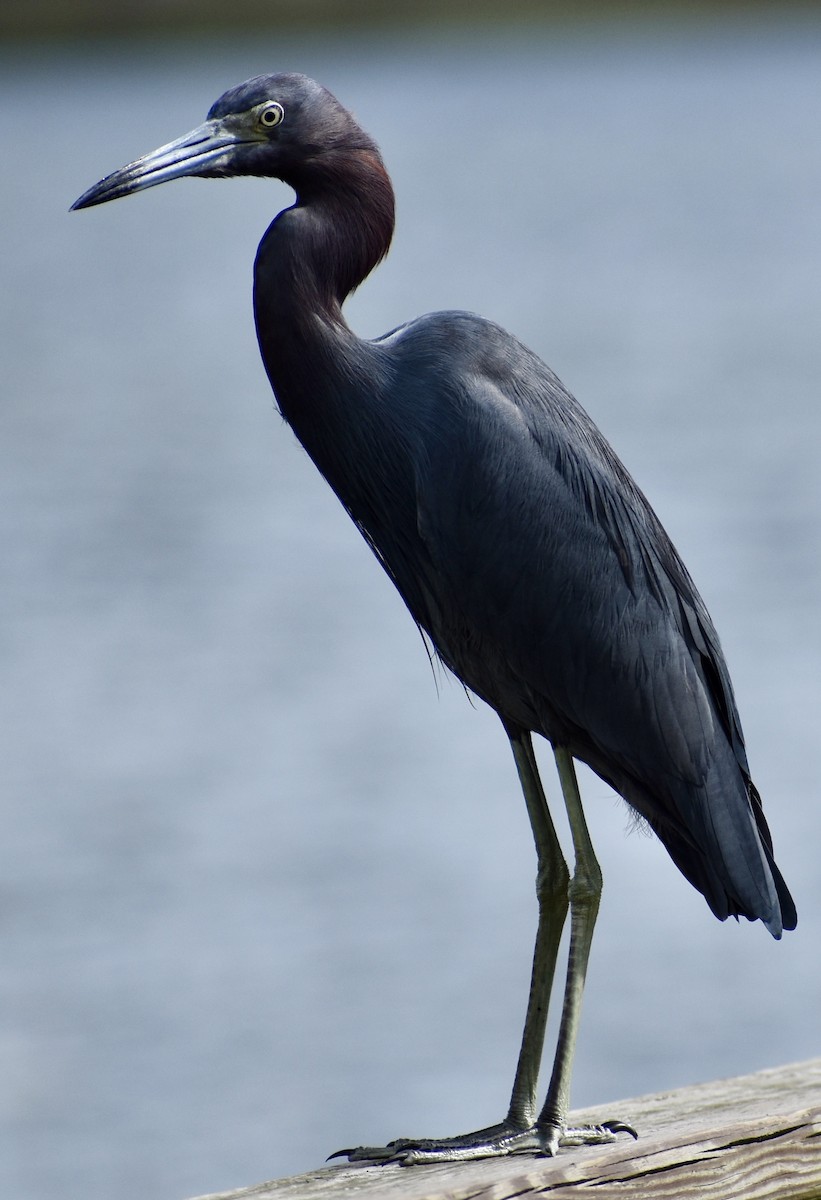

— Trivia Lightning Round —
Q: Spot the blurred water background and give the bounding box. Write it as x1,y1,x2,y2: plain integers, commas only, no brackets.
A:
2,8,820,1200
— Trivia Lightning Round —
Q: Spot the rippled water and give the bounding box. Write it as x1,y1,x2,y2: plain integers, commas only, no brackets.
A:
2,17,820,1200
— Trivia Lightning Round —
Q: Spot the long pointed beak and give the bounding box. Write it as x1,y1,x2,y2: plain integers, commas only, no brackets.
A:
71,119,241,210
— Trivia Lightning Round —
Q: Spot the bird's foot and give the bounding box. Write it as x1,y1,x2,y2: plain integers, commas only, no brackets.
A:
330,1120,538,1165
330,1117,636,1165
539,1117,638,1156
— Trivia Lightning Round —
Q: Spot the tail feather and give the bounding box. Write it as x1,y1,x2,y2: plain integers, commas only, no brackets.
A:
650,764,795,939
761,842,797,935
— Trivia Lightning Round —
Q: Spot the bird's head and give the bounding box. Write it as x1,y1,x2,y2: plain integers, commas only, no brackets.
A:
71,73,378,210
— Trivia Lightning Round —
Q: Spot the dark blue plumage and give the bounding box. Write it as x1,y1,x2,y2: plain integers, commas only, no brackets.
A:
72,72,795,1164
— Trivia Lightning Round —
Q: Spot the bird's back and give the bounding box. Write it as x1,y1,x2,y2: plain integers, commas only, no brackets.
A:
360,310,796,936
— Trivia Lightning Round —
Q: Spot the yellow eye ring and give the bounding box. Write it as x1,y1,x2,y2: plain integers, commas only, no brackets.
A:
259,102,284,129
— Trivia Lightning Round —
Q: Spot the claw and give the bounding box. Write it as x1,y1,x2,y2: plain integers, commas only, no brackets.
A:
329,1142,408,1164
601,1118,639,1140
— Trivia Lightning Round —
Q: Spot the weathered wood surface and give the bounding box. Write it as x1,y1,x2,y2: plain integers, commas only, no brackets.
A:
192,1058,821,1200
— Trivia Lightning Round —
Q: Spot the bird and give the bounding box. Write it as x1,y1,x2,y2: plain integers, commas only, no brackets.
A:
72,72,796,1165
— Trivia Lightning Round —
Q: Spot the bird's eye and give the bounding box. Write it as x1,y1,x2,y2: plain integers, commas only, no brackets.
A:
258,102,285,129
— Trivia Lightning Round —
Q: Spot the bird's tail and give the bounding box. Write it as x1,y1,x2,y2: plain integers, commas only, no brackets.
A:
748,782,797,935
657,769,796,939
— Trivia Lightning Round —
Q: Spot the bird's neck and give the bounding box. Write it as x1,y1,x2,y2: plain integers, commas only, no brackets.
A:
254,149,394,332
252,149,396,483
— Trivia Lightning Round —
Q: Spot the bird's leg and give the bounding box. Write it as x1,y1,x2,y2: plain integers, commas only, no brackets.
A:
504,729,570,1129
331,737,635,1165
333,728,573,1165
533,746,633,1154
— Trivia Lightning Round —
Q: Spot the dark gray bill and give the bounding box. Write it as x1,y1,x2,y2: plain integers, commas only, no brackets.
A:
71,119,240,210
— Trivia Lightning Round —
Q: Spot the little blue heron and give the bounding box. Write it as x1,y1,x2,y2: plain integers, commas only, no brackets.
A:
72,73,796,1165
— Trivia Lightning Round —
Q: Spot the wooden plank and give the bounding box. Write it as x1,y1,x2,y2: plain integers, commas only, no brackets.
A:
191,1058,821,1200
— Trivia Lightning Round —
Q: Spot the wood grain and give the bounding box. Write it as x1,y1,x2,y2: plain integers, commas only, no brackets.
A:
191,1058,821,1200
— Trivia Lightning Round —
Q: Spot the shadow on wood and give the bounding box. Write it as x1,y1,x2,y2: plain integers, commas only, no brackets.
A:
191,1058,821,1200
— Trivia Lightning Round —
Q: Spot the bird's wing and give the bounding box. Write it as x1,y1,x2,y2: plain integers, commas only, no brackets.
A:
389,315,790,922
399,319,733,783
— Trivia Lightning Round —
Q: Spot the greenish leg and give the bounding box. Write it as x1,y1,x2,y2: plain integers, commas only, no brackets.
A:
333,737,635,1165
537,745,603,1152
505,729,570,1128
